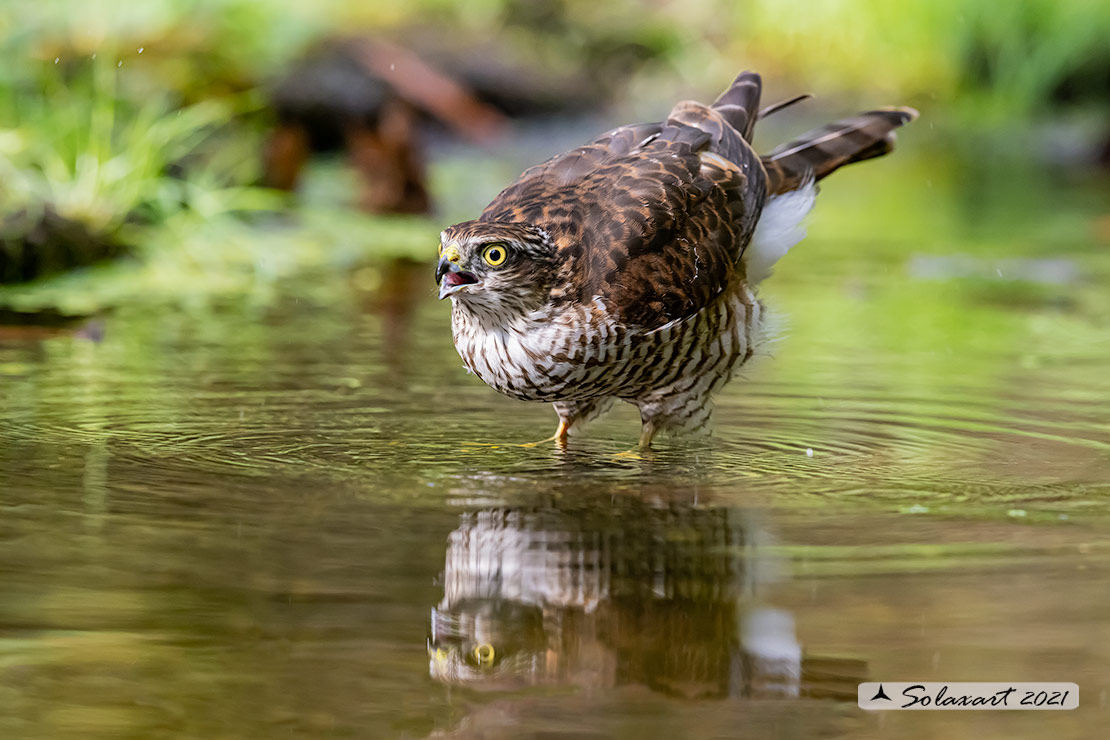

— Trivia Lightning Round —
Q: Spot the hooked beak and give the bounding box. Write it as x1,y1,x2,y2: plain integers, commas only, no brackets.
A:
436,257,480,299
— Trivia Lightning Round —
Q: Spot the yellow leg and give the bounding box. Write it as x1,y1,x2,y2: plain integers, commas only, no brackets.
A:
612,421,656,460
638,421,657,450
519,419,568,448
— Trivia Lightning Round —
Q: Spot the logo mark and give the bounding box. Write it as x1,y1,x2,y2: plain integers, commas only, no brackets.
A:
870,684,892,701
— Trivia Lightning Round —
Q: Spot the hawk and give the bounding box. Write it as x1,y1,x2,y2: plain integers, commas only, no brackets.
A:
436,70,916,448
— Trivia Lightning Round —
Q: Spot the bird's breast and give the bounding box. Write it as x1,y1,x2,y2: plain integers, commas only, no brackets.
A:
450,304,614,402
449,285,764,404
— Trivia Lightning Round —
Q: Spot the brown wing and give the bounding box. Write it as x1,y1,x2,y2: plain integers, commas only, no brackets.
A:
481,72,769,330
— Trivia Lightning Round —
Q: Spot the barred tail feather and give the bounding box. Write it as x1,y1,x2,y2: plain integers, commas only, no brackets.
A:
711,71,763,141
762,107,918,195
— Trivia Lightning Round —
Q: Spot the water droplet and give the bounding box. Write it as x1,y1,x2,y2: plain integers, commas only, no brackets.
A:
138,47,144,53
54,57,59,64
1007,509,1026,518
118,60,122,67
805,448,813,457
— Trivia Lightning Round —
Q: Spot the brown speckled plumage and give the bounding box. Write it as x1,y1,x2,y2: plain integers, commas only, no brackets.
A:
436,70,916,446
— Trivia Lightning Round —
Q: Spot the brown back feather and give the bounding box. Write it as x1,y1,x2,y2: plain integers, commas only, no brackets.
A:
762,107,918,195
481,124,746,329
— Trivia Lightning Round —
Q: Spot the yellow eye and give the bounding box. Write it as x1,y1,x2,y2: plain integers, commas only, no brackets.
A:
482,244,508,267
473,643,496,665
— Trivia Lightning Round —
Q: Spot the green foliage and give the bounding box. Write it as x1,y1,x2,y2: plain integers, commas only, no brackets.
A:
0,0,449,301
0,57,264,235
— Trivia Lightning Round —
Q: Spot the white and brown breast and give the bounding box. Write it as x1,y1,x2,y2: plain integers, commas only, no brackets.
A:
451,275,764,411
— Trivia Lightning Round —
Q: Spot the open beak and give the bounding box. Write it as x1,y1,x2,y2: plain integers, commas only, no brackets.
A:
436,257,480,299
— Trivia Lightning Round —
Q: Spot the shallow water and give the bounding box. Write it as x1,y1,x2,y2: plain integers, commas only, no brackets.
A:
2,145,1110,738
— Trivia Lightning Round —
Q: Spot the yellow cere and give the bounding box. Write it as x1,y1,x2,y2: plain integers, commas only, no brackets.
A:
482,244,507,267
442,244,461,263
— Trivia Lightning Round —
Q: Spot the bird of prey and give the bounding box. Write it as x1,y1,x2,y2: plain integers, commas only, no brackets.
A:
436,70,916,448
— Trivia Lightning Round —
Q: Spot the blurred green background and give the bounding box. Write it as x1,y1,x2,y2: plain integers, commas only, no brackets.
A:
2,6,1109,738
0,0,1108,310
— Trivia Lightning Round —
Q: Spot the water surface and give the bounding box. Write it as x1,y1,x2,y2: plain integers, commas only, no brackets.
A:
2,148,1109,738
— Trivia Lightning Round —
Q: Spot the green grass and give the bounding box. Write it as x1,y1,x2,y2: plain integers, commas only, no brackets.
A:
0,57,268,235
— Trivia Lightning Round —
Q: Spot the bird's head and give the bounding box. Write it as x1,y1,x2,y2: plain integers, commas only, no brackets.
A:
428,601,548,689
436,221,558,318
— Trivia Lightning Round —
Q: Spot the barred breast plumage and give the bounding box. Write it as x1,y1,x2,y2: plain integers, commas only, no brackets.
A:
435,69,916,448
451,281,762,435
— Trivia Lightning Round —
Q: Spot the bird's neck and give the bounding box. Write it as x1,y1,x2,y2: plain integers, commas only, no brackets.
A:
450,298,552,335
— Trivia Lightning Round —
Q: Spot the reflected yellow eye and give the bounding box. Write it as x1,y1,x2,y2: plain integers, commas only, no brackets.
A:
473,643,496,665
482,244,508,267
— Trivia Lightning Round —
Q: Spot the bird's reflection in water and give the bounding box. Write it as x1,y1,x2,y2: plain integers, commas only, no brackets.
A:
428,495,864,701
